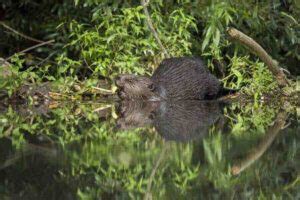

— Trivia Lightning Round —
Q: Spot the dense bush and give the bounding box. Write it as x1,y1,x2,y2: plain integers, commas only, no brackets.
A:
0,2,299,199
0,0,299,96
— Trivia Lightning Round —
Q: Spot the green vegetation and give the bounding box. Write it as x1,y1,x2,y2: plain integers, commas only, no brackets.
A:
1,0,299,98
0,0,299,199
0,102,299,199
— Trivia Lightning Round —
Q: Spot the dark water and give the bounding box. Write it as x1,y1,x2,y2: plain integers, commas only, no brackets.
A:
0,100,299,199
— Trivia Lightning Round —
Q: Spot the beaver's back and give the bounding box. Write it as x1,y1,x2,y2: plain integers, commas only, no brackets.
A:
151,57,221,100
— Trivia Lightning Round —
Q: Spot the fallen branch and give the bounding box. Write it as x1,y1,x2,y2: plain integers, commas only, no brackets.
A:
5,39,55,61
227,28,289,87
0,21,45,43
141,0,170,58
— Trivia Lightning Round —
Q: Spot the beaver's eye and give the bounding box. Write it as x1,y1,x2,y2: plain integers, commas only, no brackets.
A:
148,83,155,91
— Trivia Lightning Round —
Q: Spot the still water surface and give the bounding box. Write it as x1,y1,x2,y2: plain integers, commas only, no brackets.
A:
0,100,299,199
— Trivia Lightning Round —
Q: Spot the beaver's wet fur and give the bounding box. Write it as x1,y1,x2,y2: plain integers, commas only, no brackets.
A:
115,74,159,100
116,100,222,141
116,57,232,101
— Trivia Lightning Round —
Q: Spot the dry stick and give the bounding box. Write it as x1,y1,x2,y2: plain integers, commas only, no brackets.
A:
141,0,170,58
91,86,114,94
0,21,45,43
231,111,288,175
36,52,57,66
5,39,55,61
93,104,112,112
227,28,289,87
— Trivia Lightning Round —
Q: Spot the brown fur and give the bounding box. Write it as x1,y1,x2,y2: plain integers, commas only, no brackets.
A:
116,74,159,100
116,57,229,101
116,101,223,141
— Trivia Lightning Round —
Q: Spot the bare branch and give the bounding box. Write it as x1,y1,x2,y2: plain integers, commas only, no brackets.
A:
141,0,170,58
0,21,46,43
5,39,55,61
227,28,289,87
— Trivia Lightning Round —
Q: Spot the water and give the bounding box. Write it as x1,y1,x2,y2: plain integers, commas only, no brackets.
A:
0,100,299,199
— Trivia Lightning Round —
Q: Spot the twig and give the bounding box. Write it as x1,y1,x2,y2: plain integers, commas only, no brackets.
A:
91,86,114,94
231,111,288,175
5,39,55,61
93,104,112,112
48,92,76,100
284,175,300,190
0,21,45,43
36,52,57,66
227,28,289,87
141,0,170,58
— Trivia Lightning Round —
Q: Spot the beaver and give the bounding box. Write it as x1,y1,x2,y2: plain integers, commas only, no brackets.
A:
116,100,223,141
116,57,234,100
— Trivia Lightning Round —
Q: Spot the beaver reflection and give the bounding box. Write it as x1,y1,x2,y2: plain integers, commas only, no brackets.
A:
116,101,223,141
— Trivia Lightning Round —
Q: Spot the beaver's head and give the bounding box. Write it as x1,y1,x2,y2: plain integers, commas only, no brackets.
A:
116,74,158,100
116,101,159,130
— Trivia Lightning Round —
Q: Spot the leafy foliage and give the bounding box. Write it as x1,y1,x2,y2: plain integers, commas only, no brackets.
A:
0,1,299,199
0,101,298,199
1,0,299,95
